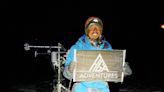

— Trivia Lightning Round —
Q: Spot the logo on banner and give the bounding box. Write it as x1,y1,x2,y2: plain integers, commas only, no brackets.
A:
89,54,109,72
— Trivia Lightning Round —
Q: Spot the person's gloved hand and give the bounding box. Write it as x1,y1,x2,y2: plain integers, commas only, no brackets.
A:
68,61,76,73
123,62,132,77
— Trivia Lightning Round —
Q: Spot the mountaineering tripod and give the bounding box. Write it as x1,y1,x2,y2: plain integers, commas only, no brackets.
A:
24,43,71,92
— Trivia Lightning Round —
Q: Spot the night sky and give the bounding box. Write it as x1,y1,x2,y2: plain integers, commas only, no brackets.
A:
4,1,164,90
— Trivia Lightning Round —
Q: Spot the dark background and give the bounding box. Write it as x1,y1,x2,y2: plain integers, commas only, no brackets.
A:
3,0,164,91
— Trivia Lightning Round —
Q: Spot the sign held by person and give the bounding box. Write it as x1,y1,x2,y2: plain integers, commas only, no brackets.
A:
73,50,126,82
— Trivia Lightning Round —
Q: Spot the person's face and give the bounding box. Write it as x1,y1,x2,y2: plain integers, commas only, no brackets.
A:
87,24,101,40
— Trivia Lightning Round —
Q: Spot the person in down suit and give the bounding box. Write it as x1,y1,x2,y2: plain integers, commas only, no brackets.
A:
63,16,132,92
